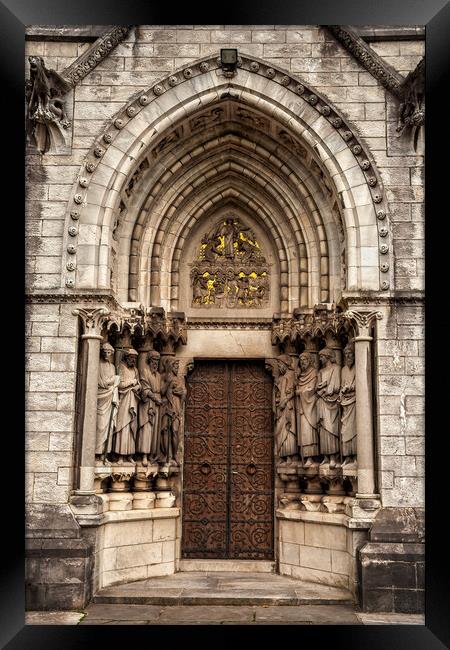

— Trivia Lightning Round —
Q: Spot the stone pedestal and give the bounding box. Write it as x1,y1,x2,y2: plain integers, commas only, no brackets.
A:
132,491,156,509
155,491,176,508
108,492,133,511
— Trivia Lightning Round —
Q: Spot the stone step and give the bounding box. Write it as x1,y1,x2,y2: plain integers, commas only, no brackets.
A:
178,559,276,573
93,571,354,606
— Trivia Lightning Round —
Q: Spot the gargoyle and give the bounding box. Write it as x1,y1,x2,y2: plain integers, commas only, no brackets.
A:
396,58,425,138
26,56,72,154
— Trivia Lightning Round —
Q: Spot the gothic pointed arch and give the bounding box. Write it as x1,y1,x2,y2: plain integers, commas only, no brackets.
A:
62,54,393,308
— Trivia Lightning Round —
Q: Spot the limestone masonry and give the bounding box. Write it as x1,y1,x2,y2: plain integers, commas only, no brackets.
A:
25,25,424,616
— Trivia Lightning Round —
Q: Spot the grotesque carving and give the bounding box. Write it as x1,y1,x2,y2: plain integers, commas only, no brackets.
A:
114,348,141,462
316,347,341,468
136,350,162,466
396,58,425,137
274,355,298,465
191,217,270,308
95,342,119,463
295,352,319,467
339,343,357,467
26,56,72,154
160,357,187,465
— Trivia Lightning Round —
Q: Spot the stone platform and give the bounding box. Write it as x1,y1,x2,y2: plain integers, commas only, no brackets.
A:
93,571,353,606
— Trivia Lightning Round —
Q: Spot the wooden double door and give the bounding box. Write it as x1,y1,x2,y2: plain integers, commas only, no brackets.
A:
182,360,274,560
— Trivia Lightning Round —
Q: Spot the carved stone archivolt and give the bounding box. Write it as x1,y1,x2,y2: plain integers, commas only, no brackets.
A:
269,303,381,511
190,217,270,309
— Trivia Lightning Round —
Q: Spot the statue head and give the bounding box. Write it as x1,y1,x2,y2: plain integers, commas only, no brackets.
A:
299,352,313,371
125,349,138,367
101,342,114,361
319,347,335,366
277,354,291,375
147,350,160,372
343,343,355,368
172,359,180,376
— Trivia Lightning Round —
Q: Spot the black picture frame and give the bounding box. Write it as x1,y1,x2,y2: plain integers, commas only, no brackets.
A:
4,0,449,646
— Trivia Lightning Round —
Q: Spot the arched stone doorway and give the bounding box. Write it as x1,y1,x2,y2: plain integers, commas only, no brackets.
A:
67,54,390,598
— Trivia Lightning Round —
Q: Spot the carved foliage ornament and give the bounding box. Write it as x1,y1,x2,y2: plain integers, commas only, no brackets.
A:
191,217,270,309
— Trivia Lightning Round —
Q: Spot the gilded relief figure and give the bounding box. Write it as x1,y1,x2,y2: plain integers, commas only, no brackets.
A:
316,348,341,468
295,352,319,467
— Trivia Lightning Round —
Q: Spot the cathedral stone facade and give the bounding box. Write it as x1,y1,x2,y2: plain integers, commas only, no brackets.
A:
25,25,425,614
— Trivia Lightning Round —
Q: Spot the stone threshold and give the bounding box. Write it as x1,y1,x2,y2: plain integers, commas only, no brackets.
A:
93,572,354,606
178,560,275,573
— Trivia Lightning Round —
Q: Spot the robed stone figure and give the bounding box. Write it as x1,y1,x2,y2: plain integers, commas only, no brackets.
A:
114,348,141,462
137,350,162,466
160,358,187,465
96,342,119,462
274,355,298,465
295,352,319,467
316,347,341,468
339,343,357,466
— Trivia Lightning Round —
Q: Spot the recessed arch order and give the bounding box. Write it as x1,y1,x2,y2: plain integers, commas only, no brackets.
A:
63,54,393,312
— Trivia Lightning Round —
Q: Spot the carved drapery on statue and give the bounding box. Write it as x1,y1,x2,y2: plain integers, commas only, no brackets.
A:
191,217,270,308
87,306,188,503
95,342,119,459
269,304,380,510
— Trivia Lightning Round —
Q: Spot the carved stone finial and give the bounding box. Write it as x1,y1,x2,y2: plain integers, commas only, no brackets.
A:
72,307,110,338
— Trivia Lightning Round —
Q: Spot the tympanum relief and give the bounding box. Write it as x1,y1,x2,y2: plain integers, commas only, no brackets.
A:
191,217,270,308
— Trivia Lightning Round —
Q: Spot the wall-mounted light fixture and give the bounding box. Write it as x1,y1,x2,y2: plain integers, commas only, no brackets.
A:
220,48,238,77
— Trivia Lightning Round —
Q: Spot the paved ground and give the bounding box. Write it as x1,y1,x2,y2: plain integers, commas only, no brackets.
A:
26,606,425,626
25,572,425,626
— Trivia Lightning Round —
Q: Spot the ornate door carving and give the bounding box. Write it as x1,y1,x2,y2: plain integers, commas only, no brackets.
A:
182,360,274,559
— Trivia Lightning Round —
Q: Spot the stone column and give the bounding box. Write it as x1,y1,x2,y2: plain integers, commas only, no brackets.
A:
72,307,110,494
342,309,382,498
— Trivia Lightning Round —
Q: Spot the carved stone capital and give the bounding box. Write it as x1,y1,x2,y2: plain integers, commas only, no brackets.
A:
341,309,382,337
72,307,110,339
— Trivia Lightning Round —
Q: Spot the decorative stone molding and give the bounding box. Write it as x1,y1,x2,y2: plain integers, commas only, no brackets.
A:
72,307,110,339
326,25,404,97
341,309,383,338
61,26,132,87
187,319,272,330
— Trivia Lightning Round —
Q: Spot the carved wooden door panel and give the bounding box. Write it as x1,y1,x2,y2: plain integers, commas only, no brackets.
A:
182,360,274,559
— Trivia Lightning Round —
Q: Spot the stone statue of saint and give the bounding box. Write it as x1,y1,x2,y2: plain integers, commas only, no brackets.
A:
295,352,319,467
160,358,187,465
95,342,119,462
274,355,298,465
113,348,141,462
316,347,341,468
136,350,162,466
339,343,357,467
